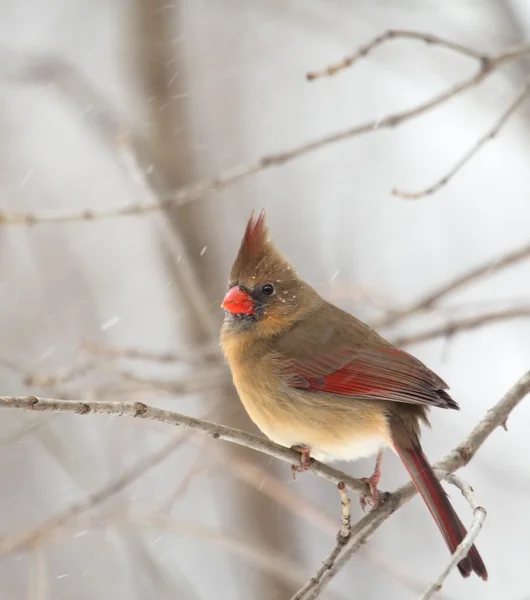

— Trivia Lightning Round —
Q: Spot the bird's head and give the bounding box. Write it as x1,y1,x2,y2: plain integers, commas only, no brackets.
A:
221,211,319,337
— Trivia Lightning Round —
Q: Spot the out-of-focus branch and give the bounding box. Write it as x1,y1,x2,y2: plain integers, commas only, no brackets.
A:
217,445,456,599
117,367,230,395
0,396,370,501
419,475,486,600
393,83,530,199
112,514,330,596
1,371,529,585
306,29,505,80
393,306,530,347
0,431,188,557
27,543,47,600
2,30,530,225
307,30,530,199
23,360,97,388
293,370,530,599
81,339,220,364
376,240,530,328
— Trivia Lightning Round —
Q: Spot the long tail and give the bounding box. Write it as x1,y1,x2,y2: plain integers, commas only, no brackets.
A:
393,438,487,580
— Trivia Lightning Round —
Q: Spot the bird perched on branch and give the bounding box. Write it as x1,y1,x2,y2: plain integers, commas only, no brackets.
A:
220,211,487,580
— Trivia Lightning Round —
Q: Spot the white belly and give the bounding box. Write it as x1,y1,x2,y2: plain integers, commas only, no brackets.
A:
310,436,387,463
263,424,387,464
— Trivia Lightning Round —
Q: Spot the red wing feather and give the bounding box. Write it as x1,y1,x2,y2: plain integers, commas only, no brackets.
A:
286,347,458,409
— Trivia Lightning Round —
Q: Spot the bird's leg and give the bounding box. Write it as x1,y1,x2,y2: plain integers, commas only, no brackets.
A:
290,444,312,480
359,449,384,512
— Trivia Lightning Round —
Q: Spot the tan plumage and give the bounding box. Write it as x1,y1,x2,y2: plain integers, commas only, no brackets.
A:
220,211,487,580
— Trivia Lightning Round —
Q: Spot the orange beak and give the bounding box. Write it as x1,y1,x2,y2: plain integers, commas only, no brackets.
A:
222,286,255,316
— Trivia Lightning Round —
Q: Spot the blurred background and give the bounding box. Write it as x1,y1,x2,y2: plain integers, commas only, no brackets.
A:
1,1,530,598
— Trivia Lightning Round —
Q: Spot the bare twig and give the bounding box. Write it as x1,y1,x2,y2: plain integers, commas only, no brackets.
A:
306,29,498,80
1,370,529,588
393,306,530,347
112,514,336,596
0,396,370,505
294,370,530,599
445,474,479,510
376,240,530,328
393,83,530,199
291,482,352,600
0,431,188,556
2,32,530,225
219,447,456,598
23,360,97,388
303,510,390,600
81,339,220,364
117,367,230,395
0,419,50,447
419,475,486,600
337,482,351,541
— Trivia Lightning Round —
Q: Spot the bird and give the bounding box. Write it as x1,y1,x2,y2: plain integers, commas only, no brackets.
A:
220,210,487,580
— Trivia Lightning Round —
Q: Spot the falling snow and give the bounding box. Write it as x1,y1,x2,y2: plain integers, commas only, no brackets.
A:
100,316,120,331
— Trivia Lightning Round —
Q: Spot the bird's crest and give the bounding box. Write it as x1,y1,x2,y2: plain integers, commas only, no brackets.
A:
243,210,268,256
230,210,288,283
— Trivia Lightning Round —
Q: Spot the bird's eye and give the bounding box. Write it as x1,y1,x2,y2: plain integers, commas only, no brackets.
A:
261,283,275,296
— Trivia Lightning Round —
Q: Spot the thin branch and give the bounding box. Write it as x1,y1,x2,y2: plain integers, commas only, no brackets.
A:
294,370,530,599
393,83,530,199
0,419,50,447
291,482,352,600
112,514,329,596
2,32,530,225
303,510,390,600
81,339,220,364
117,367,230,395
23,360,97,388
392,306,530,347
419,475,486,600
337,482,352,541
217,444,456,599
306,29,492,80
0,431,188,556
376,240,530,328
445,474,480,511
0,396,370,519
1,370,529,588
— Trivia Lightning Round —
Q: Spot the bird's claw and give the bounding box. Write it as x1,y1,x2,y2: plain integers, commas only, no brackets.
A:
359,449,384,512
359,475,381,512
291,445,312,480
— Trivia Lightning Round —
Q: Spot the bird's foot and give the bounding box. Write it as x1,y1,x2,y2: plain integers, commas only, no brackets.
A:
359,449,383,512
291,445,312,480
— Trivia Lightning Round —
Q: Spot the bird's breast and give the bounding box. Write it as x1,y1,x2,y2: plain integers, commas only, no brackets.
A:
221,331,391,463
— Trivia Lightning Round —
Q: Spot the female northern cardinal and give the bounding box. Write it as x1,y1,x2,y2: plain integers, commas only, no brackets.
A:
220,211,487,580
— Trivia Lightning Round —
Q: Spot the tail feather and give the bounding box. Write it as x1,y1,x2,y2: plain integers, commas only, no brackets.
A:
395,442,487,580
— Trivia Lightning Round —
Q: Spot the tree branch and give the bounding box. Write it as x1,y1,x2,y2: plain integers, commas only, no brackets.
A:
392,306,530,347
292,370,530,599
1,371,528,589
376,240,530,328
418,475,486,600
0,396,370,507
2,31,530,225
291,482,352,600
306,29,507,80
0,431,189,557
393,83,530,199
80,339,220,364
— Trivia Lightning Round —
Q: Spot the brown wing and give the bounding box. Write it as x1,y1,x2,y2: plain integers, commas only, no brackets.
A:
277,302,458,410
